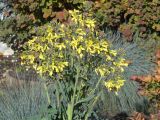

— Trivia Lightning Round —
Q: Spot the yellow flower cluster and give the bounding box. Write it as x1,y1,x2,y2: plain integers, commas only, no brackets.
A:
104,77,125,95
21,26,69,76
21,9,128,93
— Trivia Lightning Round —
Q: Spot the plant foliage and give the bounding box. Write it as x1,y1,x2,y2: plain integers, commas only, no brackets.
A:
81,0,160,41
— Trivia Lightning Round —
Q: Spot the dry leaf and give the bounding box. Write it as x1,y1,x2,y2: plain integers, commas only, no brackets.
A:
157,61,160,66
156,49,160,59
142,75,152,82
137,90,146,96
156,68,160,74
128,112,146,120
125,60,133,65
155,75,160,81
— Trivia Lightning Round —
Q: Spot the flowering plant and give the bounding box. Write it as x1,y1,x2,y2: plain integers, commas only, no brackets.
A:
21,10,128,92
21,10,128,119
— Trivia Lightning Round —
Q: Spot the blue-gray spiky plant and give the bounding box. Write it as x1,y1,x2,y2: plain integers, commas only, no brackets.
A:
96,29,156,117
0,68,57,120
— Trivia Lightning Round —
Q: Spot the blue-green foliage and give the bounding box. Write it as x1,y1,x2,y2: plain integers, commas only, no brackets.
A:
107,32,155,77
0,72,50,120
96,29,156,116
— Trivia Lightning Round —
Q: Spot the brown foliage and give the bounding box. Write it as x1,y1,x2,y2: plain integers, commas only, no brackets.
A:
128,111,160,120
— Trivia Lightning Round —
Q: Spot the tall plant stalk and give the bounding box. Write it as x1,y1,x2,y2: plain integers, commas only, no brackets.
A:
67,67,80,120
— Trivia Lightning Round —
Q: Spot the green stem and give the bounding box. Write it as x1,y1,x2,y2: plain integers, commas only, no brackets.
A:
68,67,79,120
85,91,102,120
71,55,74,68
44,83,51,105
41,76,51,105
89,76,102,95
55,82,60,107
76,80,82,102
72,67,79,104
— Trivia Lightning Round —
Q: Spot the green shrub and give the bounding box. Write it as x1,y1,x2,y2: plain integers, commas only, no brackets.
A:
0,0,91,51
0,0,85,50
7,0,86,20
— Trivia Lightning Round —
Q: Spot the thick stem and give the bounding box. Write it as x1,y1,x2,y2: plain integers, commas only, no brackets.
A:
68,67,80,120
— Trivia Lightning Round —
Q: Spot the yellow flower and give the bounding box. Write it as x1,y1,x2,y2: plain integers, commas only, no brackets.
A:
20,9,128,90
110,50,117,56
106,55,112,61
95,66,107,76
28,37,36,46
104,80,114,91
39,53,45,60
37,66,43,74
58,52,64,58
85,19,95,29
85,40,98,54
63,62,69,66
104,78,125,93
28,55,35,64
94,43,101,54
49,71,53,76
77,45,85,58
70,40,79,49
55,43,66,50
76,28,86,36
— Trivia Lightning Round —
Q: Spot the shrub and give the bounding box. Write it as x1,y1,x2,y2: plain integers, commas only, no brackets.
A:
0,12,33,50
20,10,128,119
0,0,85,50
2,0,159,50
81,0,160,41
7,0,85,21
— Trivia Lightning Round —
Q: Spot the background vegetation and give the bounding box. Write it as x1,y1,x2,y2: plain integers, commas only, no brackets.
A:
0,0,160,49
0,0,159,119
